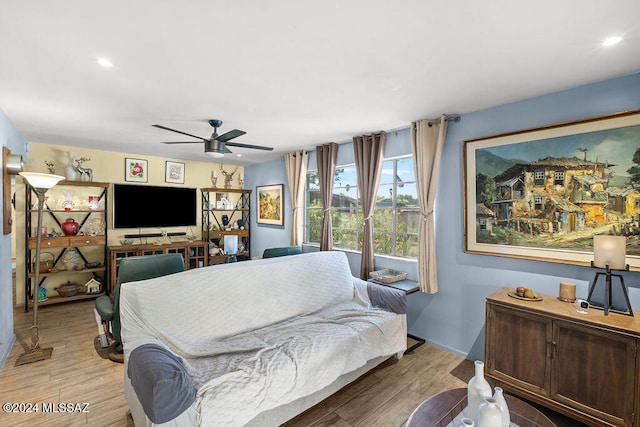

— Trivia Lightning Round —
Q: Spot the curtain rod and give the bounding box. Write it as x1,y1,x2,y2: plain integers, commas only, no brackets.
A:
427,115,461,127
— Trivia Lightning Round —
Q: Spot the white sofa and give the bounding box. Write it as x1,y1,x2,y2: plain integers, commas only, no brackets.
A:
120,251,407,426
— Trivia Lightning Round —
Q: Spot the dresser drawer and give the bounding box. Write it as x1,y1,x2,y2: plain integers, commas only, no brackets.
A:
69,235,105,246
29,237,69,249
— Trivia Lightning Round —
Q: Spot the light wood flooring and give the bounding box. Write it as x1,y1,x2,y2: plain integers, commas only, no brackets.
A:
1,300,583,426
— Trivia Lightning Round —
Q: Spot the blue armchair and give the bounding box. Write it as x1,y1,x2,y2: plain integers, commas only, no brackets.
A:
262,246,303,259
95,253,185,362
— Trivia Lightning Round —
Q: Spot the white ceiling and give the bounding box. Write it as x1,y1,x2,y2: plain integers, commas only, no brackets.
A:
1,1,639,165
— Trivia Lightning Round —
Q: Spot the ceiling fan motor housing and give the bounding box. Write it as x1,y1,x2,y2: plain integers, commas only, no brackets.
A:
205,139,226,155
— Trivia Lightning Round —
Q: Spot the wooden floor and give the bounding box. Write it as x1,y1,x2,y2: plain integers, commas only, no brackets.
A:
1,300,583,426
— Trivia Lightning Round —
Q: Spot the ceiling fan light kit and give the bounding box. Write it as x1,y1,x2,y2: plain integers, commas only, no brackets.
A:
153,119,273,159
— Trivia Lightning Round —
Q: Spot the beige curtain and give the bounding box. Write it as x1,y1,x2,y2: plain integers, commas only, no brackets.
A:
411,115,448,293
353,132,386,280
284,151,308,246
316,143,339,251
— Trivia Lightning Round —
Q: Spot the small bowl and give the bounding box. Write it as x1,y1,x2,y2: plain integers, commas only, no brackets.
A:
120,239,134,246
85,262,102,269
55,282,81,297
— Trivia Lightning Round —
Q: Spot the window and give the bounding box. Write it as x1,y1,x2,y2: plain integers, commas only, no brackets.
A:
534,195,544,210
304,157,418,258
554,171,565,186
534,170,545,186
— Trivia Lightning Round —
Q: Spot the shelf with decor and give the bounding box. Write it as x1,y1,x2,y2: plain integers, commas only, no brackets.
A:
23,179,109,312
201,188,251,264
108,240,208,294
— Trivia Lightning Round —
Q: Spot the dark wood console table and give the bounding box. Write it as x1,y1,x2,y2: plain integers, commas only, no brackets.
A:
486,288,640,427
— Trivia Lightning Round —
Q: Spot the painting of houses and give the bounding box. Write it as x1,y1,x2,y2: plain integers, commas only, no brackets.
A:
465,111,640,268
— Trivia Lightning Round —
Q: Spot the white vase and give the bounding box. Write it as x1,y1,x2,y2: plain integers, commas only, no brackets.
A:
460,417,475,427
478,397,503,427
492,387,510,427
467,360,492,424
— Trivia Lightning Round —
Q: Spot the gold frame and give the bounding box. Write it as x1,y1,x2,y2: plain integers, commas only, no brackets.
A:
256,184,284,226
463,110,640,271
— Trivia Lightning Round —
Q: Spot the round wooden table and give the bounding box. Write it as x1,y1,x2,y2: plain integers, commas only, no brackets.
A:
406,388,555,427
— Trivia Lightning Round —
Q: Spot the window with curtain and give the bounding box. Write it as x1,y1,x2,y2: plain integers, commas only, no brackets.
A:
304,156,418,258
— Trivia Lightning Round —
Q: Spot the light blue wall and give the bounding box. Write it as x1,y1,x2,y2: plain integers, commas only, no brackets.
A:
247,71,640,361
244,157,292,258
0,108,27,370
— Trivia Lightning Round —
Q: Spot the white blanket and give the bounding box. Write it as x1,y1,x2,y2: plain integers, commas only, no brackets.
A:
185,301,405,426
120,252,406,426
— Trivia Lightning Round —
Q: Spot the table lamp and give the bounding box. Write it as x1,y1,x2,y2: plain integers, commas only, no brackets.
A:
586,235,633,316
223,234,238,263
16,172,64,365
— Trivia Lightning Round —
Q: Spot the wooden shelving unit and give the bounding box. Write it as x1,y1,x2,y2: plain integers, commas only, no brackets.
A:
24,180,108,312
201,188,251,264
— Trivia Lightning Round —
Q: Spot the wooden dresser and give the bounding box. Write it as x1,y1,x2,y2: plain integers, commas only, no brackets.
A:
485,288,640,427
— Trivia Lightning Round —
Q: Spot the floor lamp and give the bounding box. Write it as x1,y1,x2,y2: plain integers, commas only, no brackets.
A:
16,172,64,366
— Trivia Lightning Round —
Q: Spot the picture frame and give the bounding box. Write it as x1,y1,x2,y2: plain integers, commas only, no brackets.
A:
165,161,185,184
125,158,148,182
257,184,284,226
215,192,233,210
464,110,640,271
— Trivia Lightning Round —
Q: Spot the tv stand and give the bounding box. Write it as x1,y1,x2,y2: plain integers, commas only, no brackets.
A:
123,231,187,239
108,240,208,295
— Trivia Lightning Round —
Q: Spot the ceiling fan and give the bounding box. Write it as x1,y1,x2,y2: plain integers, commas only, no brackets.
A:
153,119,273,158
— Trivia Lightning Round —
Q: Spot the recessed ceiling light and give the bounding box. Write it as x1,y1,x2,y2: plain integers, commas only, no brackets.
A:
97,57,113,68
236,154,242,157
602,36,622,47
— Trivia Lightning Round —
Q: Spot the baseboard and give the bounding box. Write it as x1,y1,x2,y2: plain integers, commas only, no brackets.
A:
0,334,16,371
422,337,481,361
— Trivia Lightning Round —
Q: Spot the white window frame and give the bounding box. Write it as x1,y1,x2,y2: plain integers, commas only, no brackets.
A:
304,155,418,259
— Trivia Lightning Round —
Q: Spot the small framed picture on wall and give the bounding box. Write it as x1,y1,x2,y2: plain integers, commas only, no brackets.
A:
125,158,148,182
165,161,185,184
257,184,284,226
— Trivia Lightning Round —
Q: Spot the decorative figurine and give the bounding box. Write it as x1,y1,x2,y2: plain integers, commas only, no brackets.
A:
65,152,78,180
211,170,218,187
45,160,55,174
74,157,93,181
220,165,238,189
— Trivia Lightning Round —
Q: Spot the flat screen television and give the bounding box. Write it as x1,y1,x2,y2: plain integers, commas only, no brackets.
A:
113,184,197,229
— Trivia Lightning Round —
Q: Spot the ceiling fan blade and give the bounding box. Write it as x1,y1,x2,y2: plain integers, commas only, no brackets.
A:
161,141,203,144
216,129,246,143
152,124,208,142
226,141,274,151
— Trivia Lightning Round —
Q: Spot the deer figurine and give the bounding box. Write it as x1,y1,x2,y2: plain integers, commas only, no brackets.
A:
45,160,55,174
220,165,238,189
74,157,93,182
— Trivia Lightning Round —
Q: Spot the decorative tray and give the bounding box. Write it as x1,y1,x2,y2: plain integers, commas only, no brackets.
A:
369,269,407,283
507,292,542,302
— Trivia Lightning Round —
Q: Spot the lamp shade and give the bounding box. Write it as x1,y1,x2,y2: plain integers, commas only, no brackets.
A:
19,172,65,189
593,235,626,270
223,234,238,255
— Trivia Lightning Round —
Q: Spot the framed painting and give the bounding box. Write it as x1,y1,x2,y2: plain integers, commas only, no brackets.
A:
464,109,640,271
257,184,284,226
165,161,185,184
125,158,147,182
